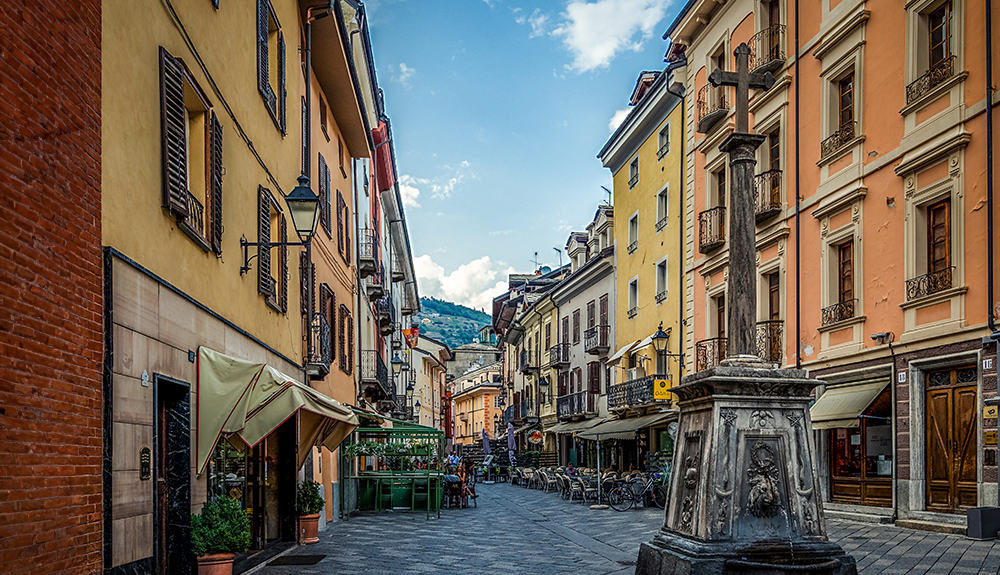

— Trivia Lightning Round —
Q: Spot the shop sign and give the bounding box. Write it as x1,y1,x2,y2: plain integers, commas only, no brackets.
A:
653,379,670,400
984,405,998,419
528,430,543,444
986,431,998,446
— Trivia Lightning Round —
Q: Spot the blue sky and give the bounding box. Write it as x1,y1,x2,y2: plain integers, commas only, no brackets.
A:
366,0,678,310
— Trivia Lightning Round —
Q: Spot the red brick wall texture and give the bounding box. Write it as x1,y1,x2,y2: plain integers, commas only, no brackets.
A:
0,2,103,573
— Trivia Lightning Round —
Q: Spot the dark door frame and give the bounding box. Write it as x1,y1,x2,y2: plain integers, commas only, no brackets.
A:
153,373,192,575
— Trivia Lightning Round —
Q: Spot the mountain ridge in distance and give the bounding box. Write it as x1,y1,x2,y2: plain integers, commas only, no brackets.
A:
414,297,492,350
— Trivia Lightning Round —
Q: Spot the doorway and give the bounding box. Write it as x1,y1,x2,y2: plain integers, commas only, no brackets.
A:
925,365,978,513
154,375,191,575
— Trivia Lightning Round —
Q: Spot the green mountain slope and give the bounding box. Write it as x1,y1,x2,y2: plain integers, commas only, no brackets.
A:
414,297,492,349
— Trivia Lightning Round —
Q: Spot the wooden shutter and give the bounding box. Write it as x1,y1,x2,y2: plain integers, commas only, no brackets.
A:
347,309,355,374
587,301,596,329
588,362,600,394
562,317,569,344
338,305,347,372
572,310,580,343
159,47,189,219
328,288,336,362
336,190,344,256
544,323,550,349
928,199,951,273
209,111,224,253
278,214,288,312
257,187,272,296
256,0,272,106
599,294,608,326
278,31,286,135
300,251,310,315
558,372,567,396
319,154,331,235
343,201,352,265
838,241,853,304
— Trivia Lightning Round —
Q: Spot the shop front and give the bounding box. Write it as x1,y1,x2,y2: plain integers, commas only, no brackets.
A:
811,379,893,507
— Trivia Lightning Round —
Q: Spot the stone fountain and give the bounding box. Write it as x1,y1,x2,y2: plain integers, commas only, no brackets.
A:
635,44,856,575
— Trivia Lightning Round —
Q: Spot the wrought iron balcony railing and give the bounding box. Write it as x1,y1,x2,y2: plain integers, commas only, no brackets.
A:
753,169,782,222
519,350,538,373
360,350,391,398
629,173,639,189
749,24,787,73
655,290,668,304
364,261,386,300
584,325,610,355
906,266,954,301
699,206,726,253
695,337,728,372
627,306,638,319
756,320,783,363
557,391,596,419
656,215,669,231
820,121,856,160
608,374,669,410
548,343,570,367
357,230,377,278
306,313,332,380
627,240,638,254
503,404,515,425
697,83,729,133
183,190,205,236
821,299,856,326
906,55,956,106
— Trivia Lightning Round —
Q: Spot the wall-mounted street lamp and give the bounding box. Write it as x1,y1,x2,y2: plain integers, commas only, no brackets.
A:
240,174,321,275
391,352,405,375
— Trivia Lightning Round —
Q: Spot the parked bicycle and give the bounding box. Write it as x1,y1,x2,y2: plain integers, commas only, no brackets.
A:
607,473,667,511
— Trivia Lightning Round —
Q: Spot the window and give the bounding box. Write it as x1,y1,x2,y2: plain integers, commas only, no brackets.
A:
628,279,638,319
928,2,953,68
258,186,288,313
256,0,286,133
319,283,336,362
319,94,329,141
656,186,669,231
715,294,726,338
927,199,951,274
561,316,570,344
544,322,551,349
838,240,854,306
558,372,568,396
338,304,353,373
573,367,582,393
628,214,638,254
838,74,854,129
586,300,596,330
338,136,347,178
767,272,780,320
159,47,223,254
319,154,332,237
655,258,668,304
588,362,601,394
716,166,727,208
768,130,781,172
599,294,609,327
657,123,670,159
628,157,639,189
572,310,581,344
336,190,351,264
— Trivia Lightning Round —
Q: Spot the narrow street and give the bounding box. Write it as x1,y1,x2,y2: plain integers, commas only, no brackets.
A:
257,484,1000,575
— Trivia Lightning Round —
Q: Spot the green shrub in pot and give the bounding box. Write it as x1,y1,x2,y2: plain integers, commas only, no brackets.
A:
191,496,251,557
296,480,325,516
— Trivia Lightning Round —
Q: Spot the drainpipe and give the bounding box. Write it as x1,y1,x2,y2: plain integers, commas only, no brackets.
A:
794,0,801,370
887,334,898,518
665,55,688,379
988,0,995,336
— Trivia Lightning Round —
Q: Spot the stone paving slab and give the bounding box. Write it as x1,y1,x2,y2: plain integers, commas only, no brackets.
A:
254,483,1000,575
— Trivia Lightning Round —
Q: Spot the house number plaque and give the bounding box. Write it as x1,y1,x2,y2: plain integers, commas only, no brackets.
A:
139,447,151,480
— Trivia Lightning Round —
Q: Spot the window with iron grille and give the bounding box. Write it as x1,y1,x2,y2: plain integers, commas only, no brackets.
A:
320,283,336,362
319,154,331,237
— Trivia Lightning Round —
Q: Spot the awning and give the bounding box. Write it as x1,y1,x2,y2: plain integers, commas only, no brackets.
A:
810,379,890,430
577,411,677,440
512,423,537,435
607,339,642,366
196,348,359,473
546,419,602,435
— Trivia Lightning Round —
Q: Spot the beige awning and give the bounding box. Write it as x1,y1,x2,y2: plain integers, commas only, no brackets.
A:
577,411,676,440
607,339,642,366
512,423,537,435
196,348,359,473
546,418,602,434
810,379,890,430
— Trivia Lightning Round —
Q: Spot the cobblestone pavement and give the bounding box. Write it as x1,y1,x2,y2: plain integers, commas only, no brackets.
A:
255,482,1000,575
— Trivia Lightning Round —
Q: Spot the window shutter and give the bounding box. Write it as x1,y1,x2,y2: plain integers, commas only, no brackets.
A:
278,31,286,135
344,202,352,265
347,312,354,374
278,214,288,312
159,47,189,219
339,305,347,372
300,251,310,316
256,0,271,105
209,111,224,253
257,187,272,297
328,288,336,362
589,362,600,394
336,190,344,256
319,283,329,318
562,317,569,344
319,154,330,235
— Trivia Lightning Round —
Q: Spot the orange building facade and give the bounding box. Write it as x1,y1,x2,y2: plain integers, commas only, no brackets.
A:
668,0,999,523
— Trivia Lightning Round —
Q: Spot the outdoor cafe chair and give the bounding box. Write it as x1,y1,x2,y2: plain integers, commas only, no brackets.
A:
539,470,557,493
575,477,597,504
567,476,583,502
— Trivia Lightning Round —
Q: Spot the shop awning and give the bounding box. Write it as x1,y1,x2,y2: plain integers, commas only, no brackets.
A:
512,423,537,435
577,411,676,440
607,339,642,366
546,418,602,435
196,348,359,473
810,379,890,430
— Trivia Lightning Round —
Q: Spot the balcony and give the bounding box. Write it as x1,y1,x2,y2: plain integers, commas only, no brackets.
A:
391,254,405,283
608,374,670,410
695,337,728,372
519,350,538,374
906,55,956,106
184,190,205,236
364,261,386,300
627,306,638,320
628,173,639,189
906,266,954,301
753,170,782,222
503,404,516,425
548,343,570,367
756,320,783,363
655,290,668,304
820,121,856,161
360,350,391,398
375,296,395,335
821,299,856,326
557,391,597,419
305,313,331,380
357,230,377,278
627,240,638,254
584,325,610,355
699,206,726,253
749,24,787,74
697,83,729,133
392,395,413,421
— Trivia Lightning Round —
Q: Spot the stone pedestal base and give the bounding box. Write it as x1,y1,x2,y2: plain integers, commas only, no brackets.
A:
636,531,857,575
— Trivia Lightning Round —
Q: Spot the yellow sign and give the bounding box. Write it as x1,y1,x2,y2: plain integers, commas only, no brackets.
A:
986,431,998,446
653,379,671,400
985,405,998,419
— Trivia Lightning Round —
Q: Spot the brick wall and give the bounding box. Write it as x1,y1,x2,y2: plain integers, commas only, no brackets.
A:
0,2,103,573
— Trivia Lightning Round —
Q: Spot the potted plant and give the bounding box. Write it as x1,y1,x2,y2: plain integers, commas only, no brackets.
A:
191,496,251,575
296,480,324,544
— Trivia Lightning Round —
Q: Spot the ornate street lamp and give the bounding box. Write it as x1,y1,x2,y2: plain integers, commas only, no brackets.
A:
391,352,405,375
652,322,669,374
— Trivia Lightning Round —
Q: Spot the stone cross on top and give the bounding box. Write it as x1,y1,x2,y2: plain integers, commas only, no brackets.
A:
708,43,776,359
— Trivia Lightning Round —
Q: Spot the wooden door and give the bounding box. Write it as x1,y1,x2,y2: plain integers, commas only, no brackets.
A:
926,366,978,513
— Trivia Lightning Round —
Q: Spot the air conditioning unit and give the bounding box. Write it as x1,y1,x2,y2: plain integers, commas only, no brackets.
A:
626,368,638,381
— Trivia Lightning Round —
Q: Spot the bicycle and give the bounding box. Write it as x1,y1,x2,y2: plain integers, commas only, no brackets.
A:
607,473,667,511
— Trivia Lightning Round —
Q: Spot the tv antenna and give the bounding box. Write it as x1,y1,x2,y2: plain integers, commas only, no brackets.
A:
530,251,541,272
553,247,563,271
601,185,612,206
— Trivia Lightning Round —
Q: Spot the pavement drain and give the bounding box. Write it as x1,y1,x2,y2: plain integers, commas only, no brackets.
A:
267,555,326,566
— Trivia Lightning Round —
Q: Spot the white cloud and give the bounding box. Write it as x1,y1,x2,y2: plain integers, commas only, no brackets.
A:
414,255,515,310
514,8,550,37
608,107,631,132
430,161,474,200
398,174,423,208
552,0,671,73
489,230,513,236
393,63,415,87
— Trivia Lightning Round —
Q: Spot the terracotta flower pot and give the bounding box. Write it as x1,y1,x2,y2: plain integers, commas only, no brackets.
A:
299,513,320,544
196,552,236,575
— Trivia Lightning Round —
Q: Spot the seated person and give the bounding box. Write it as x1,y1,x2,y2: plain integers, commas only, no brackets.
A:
565,463,578,476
